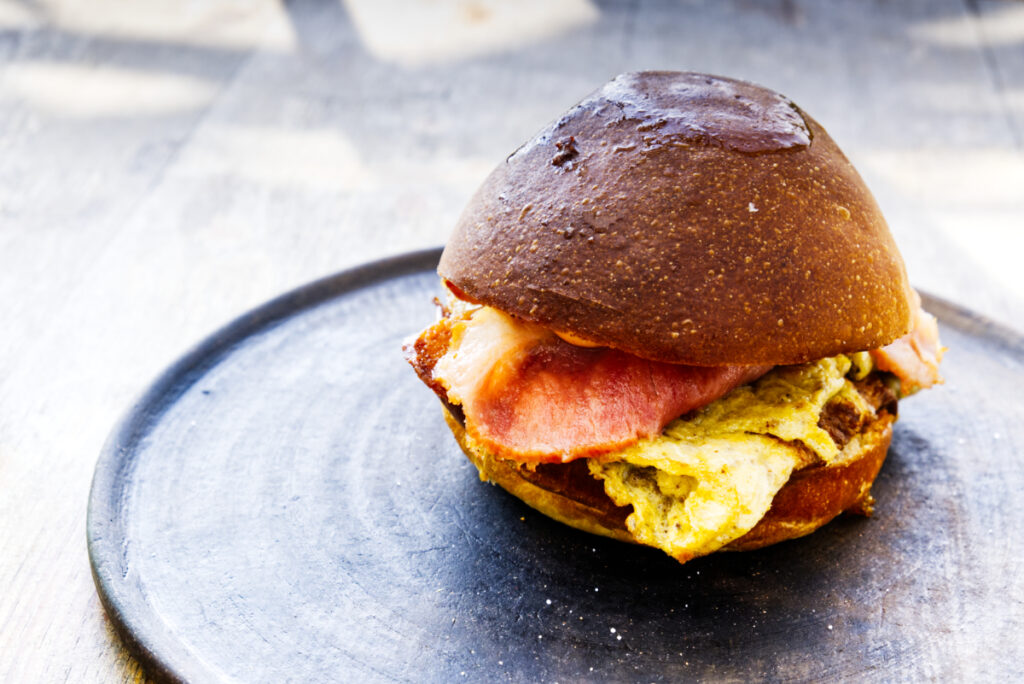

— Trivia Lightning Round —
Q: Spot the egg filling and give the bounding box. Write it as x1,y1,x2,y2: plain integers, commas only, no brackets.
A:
587,354,877,561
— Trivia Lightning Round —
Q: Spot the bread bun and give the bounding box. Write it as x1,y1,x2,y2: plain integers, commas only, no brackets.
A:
439,72,913,366
445,406,894,557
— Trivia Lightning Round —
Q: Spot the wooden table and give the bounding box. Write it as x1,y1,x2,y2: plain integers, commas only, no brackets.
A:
2,1,1022,680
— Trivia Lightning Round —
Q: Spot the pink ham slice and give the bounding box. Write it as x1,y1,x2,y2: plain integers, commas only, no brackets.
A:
413,306,769,463
870,292,944,395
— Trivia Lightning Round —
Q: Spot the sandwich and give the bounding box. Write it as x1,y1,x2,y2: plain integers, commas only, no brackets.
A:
404,71,943,564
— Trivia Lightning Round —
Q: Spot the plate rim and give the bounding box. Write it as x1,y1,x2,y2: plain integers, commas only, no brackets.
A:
86,247,1024,682
87,247,443,683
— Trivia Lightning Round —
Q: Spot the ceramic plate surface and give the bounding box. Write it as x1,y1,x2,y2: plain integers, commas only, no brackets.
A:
89,248,1024,682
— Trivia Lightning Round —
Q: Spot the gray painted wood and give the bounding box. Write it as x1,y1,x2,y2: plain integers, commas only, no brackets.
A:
2,1,1023,681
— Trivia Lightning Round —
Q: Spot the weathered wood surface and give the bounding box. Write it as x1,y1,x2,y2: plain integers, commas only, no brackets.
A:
1,1,1022,681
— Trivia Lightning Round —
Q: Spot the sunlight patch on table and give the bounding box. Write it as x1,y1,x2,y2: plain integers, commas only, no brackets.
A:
859,147,1024,209
909,3,1024,47
36,0,295,51
860,146,1024,306
343,0,599,67
2,62,217,118
175,125,379,192
932,210,1024,299
0,0,38,29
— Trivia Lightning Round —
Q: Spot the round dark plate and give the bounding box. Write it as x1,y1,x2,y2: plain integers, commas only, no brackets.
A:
88,248,1024,683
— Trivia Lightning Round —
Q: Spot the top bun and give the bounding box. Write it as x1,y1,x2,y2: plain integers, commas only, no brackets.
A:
438,72,913,366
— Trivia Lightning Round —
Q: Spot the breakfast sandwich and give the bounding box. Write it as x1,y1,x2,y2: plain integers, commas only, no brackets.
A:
405,72,943,563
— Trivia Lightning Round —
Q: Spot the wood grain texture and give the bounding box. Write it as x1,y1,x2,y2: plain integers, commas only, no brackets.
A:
1,0,1023,681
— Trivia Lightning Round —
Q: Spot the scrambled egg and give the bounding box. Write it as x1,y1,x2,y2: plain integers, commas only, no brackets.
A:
588,354,873,561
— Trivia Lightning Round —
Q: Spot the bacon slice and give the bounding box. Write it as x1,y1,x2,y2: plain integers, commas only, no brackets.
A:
870,292,944,395
405,306,769,463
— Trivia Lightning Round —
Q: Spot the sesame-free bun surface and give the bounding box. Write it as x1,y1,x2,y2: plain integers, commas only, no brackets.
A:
439,72,913,366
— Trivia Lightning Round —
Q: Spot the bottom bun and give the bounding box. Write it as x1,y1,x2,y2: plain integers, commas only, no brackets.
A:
444,408,894,558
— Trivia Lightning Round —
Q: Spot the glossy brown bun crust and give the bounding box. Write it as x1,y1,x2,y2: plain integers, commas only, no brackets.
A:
445,407,894,556
439,72,913,366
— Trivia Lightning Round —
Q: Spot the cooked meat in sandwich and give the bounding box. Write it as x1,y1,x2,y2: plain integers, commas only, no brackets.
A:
404,72,943,564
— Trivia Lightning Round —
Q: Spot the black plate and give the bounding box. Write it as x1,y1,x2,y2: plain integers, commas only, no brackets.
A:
89,248,1024,682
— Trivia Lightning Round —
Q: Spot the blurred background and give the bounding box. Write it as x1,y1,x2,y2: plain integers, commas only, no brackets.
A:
2,0,1022,680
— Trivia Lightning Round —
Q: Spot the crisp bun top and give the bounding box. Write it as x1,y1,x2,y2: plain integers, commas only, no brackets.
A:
439,72,913,365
